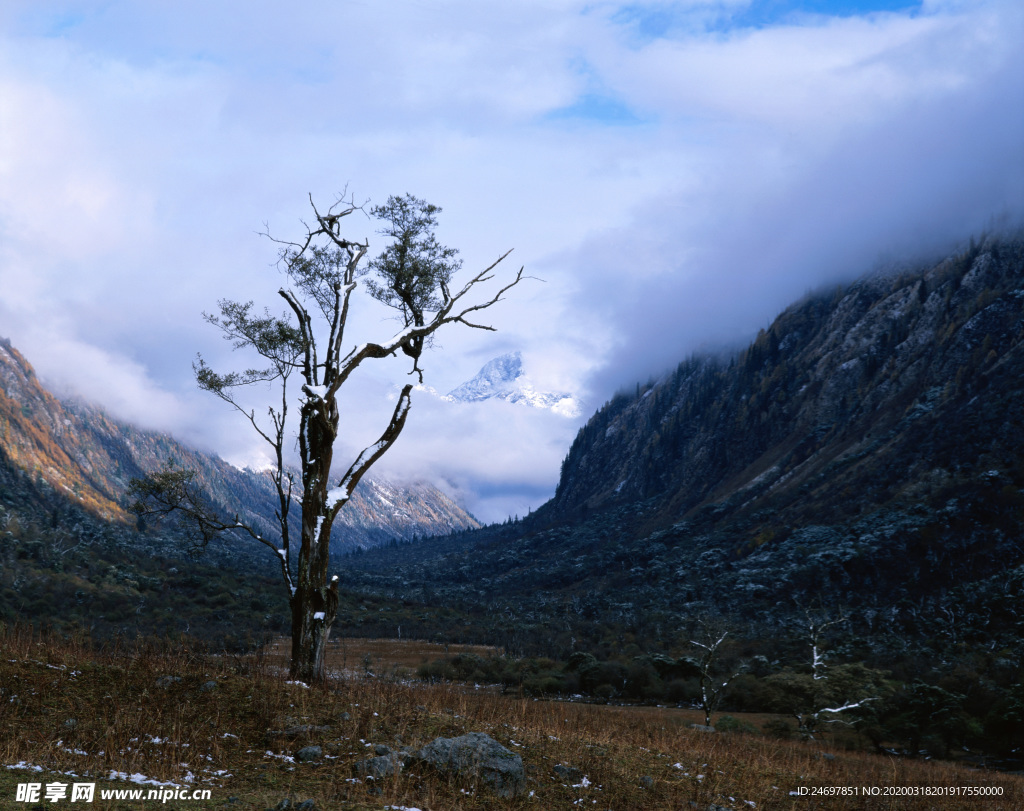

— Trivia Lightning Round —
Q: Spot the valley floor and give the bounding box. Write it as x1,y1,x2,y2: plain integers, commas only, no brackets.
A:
1,629,1021,810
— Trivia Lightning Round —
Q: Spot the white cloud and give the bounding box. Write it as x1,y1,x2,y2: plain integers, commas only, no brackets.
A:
0,0,1019,520
370,392,580,523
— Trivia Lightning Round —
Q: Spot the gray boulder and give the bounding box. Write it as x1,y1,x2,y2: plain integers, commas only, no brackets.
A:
295,745,323,763
354,753,403,779
268,724,332,740
269,801,316,811
412,732,524,797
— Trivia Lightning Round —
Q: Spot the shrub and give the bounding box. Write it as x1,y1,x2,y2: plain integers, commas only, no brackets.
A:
715,714,759,734
523,674,565,696
726,673,783,712
764,718,795,739
593,683,616,702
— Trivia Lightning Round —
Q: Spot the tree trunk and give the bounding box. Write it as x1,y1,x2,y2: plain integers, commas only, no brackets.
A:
288,393,339,683
289,578,339,683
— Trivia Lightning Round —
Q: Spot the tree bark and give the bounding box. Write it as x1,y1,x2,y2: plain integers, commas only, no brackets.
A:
289,576,339,682
289,385,338,682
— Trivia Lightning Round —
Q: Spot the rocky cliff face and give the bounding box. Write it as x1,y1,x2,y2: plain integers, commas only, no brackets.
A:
0,339,478,549
551,234,1024,530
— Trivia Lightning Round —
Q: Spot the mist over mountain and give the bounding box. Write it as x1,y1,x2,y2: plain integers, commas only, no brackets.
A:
0,338,479,552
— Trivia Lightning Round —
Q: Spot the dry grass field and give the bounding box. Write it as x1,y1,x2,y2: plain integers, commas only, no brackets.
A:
261,637,500,677
1,628,1020,810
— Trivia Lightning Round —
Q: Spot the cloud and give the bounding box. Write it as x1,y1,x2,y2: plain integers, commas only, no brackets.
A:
0,0,1020,520
368,391,580,523
567,0,1024,396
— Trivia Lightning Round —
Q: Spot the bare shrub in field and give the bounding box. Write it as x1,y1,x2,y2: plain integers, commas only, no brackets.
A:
1,627,1021,810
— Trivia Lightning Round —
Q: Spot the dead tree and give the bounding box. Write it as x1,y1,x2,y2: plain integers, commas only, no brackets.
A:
131,192,524,683
766,610,886,740
689,621,743,727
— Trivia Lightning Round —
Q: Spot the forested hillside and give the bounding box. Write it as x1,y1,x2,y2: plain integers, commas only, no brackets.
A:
0,437,287,643
550,234,1024,527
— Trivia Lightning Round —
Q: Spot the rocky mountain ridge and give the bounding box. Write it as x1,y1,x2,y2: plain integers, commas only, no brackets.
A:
550,234,1024,528
0,338,479,551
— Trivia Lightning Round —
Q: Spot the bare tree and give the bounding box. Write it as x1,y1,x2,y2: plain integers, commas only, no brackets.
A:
131,191,524,683
688,621,743,727
766,610,887,740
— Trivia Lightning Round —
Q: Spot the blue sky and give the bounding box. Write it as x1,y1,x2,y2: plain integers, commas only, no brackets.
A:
0,0,1020,520
721,0,923,26
611,0,924,44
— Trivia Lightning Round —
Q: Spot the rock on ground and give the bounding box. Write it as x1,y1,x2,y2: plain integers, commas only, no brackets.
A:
412,732,524,798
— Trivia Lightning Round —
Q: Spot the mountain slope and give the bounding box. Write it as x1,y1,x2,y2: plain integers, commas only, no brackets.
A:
0,338,479,550
550,235,1024,528
347,233,1024,660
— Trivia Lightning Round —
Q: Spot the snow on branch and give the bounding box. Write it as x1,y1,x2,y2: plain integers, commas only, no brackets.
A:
327,384,413,515
819,698,877,716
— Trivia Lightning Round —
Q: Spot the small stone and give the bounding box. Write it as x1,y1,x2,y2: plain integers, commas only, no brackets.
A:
155,675,182,689
553,764,583,781
200,680,218,692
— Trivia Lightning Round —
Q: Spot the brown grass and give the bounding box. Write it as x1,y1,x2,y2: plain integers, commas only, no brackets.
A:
0,628,1020,810
262,636,499,675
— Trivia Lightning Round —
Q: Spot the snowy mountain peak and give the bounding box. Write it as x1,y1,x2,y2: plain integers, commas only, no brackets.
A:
445,351,581,417
446,351,524,402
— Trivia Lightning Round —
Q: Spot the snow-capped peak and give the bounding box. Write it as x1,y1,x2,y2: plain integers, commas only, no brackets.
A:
445,352,525,402
444,351,581,417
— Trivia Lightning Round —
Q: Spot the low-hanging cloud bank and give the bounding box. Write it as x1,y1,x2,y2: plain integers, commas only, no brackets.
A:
569,1,1024,400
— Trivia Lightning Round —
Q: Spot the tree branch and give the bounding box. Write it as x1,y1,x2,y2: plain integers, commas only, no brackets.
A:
326,384,414,516
332,256,525,391
129,465,296,595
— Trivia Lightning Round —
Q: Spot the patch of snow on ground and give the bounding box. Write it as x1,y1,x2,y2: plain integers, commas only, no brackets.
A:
107,770,182,787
